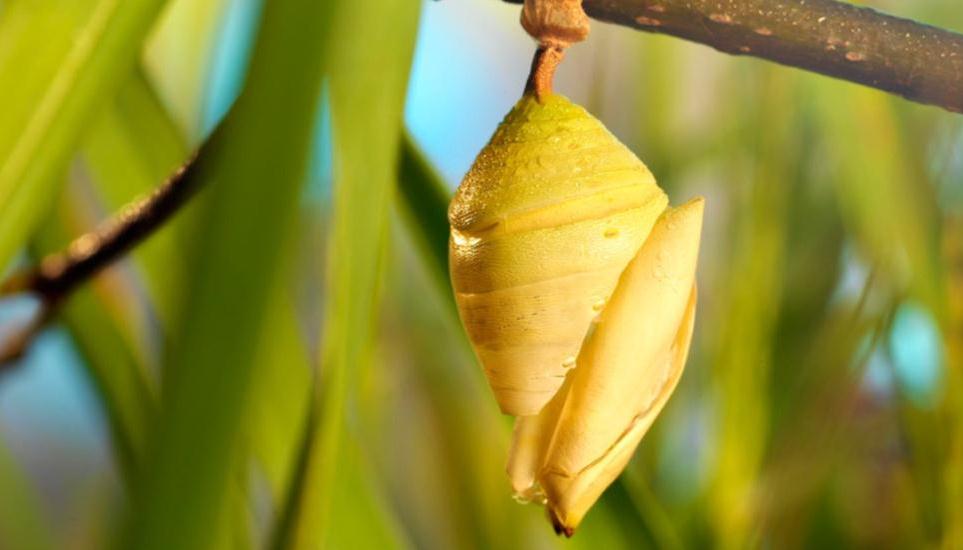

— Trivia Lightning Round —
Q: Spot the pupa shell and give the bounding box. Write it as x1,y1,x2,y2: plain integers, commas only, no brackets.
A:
531,199,703,532
449,93,667,415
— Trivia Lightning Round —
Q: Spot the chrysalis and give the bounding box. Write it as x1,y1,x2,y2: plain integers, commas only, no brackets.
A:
448,90,704,534
449,93,668,415
449,0,703,534
507,199,702,534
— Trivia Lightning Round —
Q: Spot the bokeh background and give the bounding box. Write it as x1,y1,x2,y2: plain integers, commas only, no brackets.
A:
0,0,962,548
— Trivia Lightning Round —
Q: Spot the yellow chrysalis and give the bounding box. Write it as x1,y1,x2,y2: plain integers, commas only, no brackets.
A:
449,92,704,534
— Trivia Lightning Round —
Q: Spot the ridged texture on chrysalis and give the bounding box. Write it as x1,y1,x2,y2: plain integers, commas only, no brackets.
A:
449,94,667,416
508,200,703,532
449,92,704,535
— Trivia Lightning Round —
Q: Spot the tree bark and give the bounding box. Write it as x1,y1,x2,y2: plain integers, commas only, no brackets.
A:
505,0,963,113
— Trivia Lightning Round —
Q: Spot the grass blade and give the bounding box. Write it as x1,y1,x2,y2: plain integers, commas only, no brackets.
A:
123,1,335,548
25,71,188,483
397,133,452,299
79,72,192,327
31,182,156,484
0,0,170,272
0,435,54,550
247,281,312,501
273,1,421,547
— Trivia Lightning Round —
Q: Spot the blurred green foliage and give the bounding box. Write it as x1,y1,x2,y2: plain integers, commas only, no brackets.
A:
0,0,962,549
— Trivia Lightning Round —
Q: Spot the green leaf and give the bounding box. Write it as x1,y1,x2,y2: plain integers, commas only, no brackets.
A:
54,62,311,537
58,289,155,480
272,1,421,547
27,71,188,484
0,0,170,273
811,84,946,321
324,435,412,550
142,0,234,137
123,1,335,548
78,71,192,327
32,184,156,484
247,279,312,501
0,435,54,550
397,133,453,303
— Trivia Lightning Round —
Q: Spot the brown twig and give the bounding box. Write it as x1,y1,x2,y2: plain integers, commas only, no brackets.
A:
505,0,963,114
525,45,567,100
0,149,204,366
0,305,56,367
521,0,590,101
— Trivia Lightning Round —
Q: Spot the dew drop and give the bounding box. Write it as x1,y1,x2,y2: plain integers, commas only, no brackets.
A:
604,228,620,238
562,356,576,369
512,484,547,504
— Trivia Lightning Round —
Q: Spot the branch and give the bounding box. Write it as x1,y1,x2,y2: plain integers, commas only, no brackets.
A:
0,132,433,366
0,149,203,366
505,0,963,114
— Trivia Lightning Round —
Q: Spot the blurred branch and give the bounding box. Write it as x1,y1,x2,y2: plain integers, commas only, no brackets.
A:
0,148,203,366
504,0,963,113
0,307,55,367
0,132,443,367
